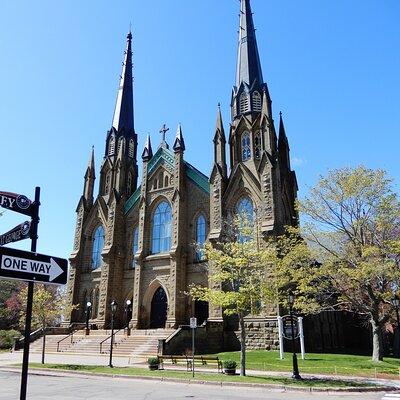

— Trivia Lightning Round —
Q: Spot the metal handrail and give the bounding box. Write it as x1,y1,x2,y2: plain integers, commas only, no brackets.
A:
99,329,123,354
56,327,84,352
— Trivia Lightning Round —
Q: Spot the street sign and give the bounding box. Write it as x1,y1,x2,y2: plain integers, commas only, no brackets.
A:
0,246,67,285
190,317,197,329
0,221,31,247
282,315,299,340
0,191,35,217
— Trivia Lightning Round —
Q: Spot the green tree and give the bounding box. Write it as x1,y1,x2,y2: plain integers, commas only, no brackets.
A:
299,166,400,362
0,281,20,329
16,284,75,331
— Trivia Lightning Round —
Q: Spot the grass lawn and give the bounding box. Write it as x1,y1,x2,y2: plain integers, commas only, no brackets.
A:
27,363,378,389
215,351,400,378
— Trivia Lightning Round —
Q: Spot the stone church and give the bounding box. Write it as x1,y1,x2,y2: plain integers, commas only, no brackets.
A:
66,0,298,340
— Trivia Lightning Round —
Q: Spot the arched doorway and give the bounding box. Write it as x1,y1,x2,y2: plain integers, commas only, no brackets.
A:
194,300,209,326
150,287,168,328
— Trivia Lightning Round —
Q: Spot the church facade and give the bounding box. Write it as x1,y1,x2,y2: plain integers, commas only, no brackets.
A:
66,0,298,334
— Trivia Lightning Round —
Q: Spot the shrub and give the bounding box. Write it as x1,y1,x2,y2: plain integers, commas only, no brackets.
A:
223,360,237,369
147,357,159,366
0,329,20,349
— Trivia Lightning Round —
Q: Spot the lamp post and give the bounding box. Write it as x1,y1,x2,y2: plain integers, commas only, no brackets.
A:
85,301,92,335
109,300,117,368
125,300,132,336
391,296,400,357
288,290,301,380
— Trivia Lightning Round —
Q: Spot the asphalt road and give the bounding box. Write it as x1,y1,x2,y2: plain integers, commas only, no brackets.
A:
0,370,390,400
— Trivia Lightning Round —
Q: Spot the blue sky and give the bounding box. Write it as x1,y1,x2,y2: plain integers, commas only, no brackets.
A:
0,0,399,259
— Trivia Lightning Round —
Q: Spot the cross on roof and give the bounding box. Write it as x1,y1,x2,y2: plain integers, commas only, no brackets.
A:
159,124,169,143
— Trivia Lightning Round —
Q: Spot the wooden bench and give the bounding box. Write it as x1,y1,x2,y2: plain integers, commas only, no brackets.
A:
158,355,222,373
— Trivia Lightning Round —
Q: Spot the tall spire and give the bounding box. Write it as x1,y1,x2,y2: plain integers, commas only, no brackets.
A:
83,146,95,205
112,31,134,132
142,134,153,161
236,0,263,87
173,123,185,152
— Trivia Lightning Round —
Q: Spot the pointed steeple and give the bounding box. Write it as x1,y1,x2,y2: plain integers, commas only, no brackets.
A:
173,123,185,152
141,134,153,161
278,112,288,146
83,146,95,205
278,112,291,169
236,0,263,87
112,31,134,132
213,104,227,178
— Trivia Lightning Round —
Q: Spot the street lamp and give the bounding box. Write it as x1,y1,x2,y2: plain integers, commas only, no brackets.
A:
391,296,400,357
109,300,117,368
288,290,301,380
85,301,92,335
125,300,132,335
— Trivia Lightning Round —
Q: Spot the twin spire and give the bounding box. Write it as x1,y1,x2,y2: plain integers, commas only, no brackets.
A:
112,31,134,133
236,0,263,88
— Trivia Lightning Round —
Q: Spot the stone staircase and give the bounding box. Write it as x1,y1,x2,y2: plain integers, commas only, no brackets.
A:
28,329,175,358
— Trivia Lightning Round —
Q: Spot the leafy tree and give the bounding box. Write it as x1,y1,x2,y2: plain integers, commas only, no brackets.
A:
8,284,75,331
299,166,400,362
190,216,313,376
0,280,20,329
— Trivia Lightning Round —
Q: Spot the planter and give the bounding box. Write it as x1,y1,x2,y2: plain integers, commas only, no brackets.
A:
148,364,159,371
224,368,236,375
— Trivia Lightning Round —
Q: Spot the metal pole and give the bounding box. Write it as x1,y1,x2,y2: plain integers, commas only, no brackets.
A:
298,317,306,360
289,303,301,380
109,313,114,368
192,327,195,378
396,307,400,357
20,186,40,400
277,316,284,360
41,330,46,365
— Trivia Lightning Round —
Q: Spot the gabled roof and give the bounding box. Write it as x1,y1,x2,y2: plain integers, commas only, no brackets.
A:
124,149,210,215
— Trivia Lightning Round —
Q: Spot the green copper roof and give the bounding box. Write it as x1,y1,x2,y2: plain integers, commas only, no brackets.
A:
148,147,175,175
184,161,210,194
124,150,210,215
124,186,141,214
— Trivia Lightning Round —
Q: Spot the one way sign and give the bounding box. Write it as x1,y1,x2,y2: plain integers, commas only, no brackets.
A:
0,247,67,285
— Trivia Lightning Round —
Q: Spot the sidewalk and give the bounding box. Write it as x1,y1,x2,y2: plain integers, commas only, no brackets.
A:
1,350,400,390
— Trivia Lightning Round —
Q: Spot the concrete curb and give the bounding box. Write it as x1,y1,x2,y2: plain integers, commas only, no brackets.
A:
1,366,398,394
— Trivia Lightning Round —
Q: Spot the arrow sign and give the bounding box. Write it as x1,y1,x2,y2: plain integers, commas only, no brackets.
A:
0,247,67,285
0,221,31,247
0,191,35,217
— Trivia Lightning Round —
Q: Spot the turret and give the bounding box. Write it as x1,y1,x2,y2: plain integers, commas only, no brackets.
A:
83,147,95,207
213,104,227,178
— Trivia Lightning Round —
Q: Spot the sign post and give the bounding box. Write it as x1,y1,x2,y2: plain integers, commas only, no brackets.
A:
20,186,40,400
190,317,197,378
277,316,284,360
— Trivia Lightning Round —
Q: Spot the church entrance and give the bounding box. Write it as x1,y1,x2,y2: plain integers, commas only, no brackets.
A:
194,300,209,326
150,287,168,328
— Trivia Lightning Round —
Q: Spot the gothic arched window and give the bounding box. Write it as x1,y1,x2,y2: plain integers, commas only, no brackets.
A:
129,139,135,158
108,136,115,156
152,201,172,254
241,132,251,161
240,92,249,114
195,214,207,261
254,132,262,159
132,226,139,268
236,197,254,242
127,173,132,195
91,225,105,270
252,91,262,112
105,171,111,195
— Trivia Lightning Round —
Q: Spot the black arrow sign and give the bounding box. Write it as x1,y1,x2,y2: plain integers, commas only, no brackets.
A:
0,221,31,247
0,247,67,285
0,191,35,217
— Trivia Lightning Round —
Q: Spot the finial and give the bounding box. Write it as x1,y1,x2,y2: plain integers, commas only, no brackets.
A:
218,102,221,109
159,124,170,149
279,111,282,117
127,23,132,40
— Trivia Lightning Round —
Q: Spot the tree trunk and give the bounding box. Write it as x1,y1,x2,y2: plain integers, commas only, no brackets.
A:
371,318,383,362
239,313,246,376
